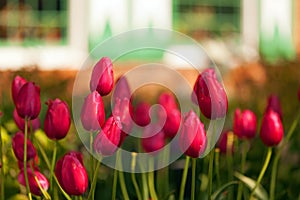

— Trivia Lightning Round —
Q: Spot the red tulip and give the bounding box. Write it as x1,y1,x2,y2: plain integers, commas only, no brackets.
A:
81,91,105,131
11,75,27,104
113,97,133,134
141,124,165,154
18,155,39,170
55,151,88,196
192,68,228,119
265,95,282,119
159,108,181,138
90,57,114,96
12,132,37,161
158,92,178,113
93,116,121,156
18,169,49,196
260,110,284,146
113,76,131,101
217,130,234,154
134,102,151,126
15,82,41,120
44,99,71,140
13,109,40,133
179,110,207,158
233,109,257,139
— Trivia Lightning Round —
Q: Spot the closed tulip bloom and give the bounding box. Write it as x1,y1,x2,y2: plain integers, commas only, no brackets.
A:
161,108,181,138
158,92,178,113
192,68,228,119
81,91,105,131
141,124,165,154
11,75,27,104
90,57,114,96
179,110,207,158
44,99,71,140
94,116,121,156
134,102,151,126
260,110,284,146
12,132,37,161
233,109,257,139
113,97,133,134
13,109,40,133
113,76,131,101
55,151,88,196
15,82,41,120
18,169,49,196
265,95,283,119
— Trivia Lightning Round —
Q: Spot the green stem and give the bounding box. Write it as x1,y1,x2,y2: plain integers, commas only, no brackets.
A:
226,132,234,200
237,142,248,200
131,153,142,200
0,114,4,200
250,147,272,199
148,158,158,200
179,156,190,200
269,150,280,200
90,133,94,180
23,118,32,200
50,141,57,190
191,158,197,200
117,150,129,200
214,148,221,187
112,167,118,200
157,145,169,199
208,150,215,200
87,159,101,200
141,167,148,200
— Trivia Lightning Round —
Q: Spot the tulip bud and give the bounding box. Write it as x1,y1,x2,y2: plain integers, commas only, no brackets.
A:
44,99,71,140
113,76,131,101
265,95,282,119
217,130,234,154
192,68,228,119
179,110,207,158
12,132,37,161
90,57,114,96
113,97,133,134
233,109,257,139
81,91,105,131
158,92,178,113
13,109,40,133
55,151,88,196
15,82,41,120
260,110,284,146
18,169,49,196
134,102,151,126
141,124,165,154
12,75,27,104
94,116,121,156
160,108,181,138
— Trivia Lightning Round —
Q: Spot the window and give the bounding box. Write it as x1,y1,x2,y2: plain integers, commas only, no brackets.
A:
173,0,241,39
0,0,68,46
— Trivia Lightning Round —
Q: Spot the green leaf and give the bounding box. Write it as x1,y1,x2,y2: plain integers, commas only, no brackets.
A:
211,181,239,200
7,194,29,200
234,172,268,200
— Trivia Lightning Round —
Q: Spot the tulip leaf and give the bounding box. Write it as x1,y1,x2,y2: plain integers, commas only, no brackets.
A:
211,181,239,200
234,171,269,200
7,194,29,200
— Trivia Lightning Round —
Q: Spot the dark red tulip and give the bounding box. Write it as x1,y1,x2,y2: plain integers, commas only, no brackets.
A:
13,109,40,133
81,91,105,131
160,108,181,138
265,95,282,119
141,124,165,154
134,102,151,126
158,92,178,113
90,57,114,96
15,82,41,120
55,151,88,196
11,75,27,104
233,109,257,139
18,155,39,170
260,110,284,146
94,116,121,156
113,76,131,101
12,132,37,161
217,130,234,154
192,68,228,119
179,110,207,158
18,169,49,196
44,99,71,140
